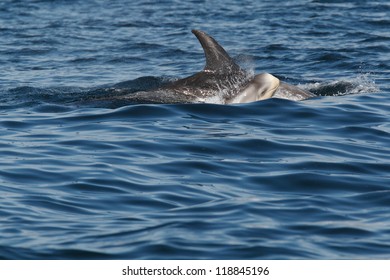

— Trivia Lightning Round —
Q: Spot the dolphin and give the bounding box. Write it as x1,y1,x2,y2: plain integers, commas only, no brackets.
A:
115,30,314,104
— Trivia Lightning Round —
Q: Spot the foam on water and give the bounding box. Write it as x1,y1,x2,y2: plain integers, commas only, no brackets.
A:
305,73,379,97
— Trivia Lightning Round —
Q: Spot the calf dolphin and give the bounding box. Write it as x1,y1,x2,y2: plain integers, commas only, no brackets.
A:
115,30,314,104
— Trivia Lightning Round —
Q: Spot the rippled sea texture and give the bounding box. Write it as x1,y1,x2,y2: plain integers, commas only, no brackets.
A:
0,0,389,259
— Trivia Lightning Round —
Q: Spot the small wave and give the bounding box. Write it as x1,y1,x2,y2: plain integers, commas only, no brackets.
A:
1,72,380,110
2,86,88,108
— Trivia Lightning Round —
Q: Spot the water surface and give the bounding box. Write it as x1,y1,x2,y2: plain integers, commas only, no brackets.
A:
0,0,389,259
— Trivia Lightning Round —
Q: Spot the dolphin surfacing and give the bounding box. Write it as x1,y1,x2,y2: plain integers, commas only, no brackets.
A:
117,30,314,104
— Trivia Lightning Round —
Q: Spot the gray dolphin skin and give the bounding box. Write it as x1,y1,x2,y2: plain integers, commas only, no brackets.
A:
117,30,314,104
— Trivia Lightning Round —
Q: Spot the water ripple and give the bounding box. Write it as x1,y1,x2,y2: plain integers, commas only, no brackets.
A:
1,0,389,259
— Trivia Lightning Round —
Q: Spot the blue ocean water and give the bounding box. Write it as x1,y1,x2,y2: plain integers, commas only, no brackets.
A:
0,0,389,259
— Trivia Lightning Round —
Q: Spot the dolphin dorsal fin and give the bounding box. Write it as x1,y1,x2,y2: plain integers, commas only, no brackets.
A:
192,30,241,73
